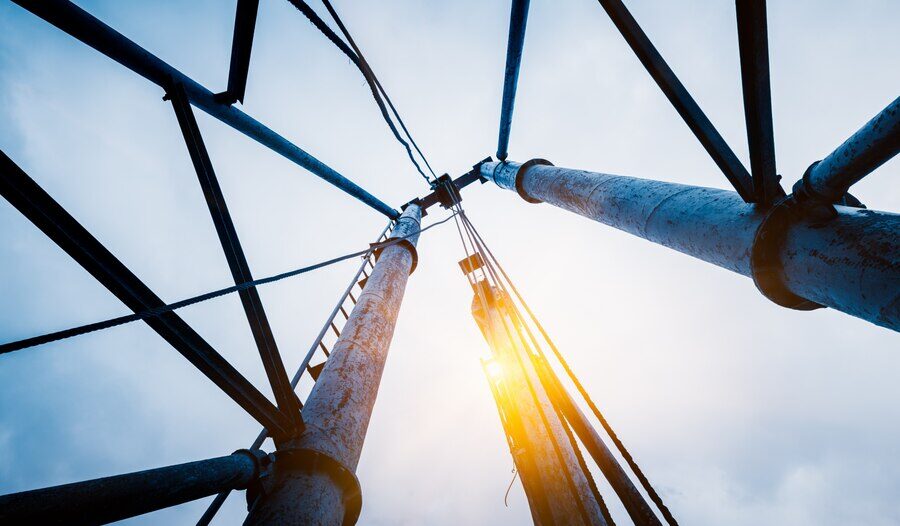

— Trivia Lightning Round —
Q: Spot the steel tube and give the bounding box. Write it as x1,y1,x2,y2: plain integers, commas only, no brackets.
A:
11,0,399,219
244,205,422,526
196,227,391,526
0,451,262,526
496,0,532,161
481,160,900,331
800,96,900,203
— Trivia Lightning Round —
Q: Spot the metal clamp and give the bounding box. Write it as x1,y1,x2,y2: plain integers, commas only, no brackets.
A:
271,448,363,526
792,160,866,208
749,196,825,311
514,158,553,203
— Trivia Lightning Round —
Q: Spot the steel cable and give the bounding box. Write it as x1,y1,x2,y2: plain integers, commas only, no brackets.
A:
462,213,679,526
285,0,436,185
0,212,455,355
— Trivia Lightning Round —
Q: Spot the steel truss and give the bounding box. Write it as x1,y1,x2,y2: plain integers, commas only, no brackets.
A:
0,0,897,524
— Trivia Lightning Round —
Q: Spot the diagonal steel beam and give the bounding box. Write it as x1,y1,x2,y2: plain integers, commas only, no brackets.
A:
595,0,755,201
0,150,293,439
11,0,399,219
168,83,303,430
216,0,260,105
736,0,783,203
496,0,532,162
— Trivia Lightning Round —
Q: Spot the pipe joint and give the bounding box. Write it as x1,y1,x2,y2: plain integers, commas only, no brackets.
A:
793,161,866,209
265,448,362,526
232,448,273,488
750,196,826,311
480,159,552,203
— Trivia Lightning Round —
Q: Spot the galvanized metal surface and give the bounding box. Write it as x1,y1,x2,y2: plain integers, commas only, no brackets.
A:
802,96,900,203
0,451,261,526
473,287,607,526
11,0,399,219
481,161,900,331
244,205,422,526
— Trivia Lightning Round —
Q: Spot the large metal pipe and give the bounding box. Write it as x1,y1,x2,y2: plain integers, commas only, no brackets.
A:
244,205,422,526
537,357,661,526
11,0,399,219
797,96,900,204
481,160,900,331
0,450,264,525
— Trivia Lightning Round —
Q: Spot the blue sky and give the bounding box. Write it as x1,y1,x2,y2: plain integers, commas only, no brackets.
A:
0,0,898,524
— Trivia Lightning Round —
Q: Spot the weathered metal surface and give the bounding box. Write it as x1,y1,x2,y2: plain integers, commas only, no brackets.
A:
497,0,532,161
11,0,399,219
244,205,422,526
594,0,754,201
473,286,607,526
481,161,900,331
0,150,293,437
736,0,783,203
801,96,900,203
0,451,262,526
198,226,391,526
537,356,661,526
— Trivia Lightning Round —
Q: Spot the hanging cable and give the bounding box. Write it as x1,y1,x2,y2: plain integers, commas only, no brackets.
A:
320,0,437,181
461,212,679,526
0,212,456,355
285,0,436,185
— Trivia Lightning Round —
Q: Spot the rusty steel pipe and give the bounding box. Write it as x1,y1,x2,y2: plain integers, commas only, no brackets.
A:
797,96,900,204
244,205,422,526
480,161,899,331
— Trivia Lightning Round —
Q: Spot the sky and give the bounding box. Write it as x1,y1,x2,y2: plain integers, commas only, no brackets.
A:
0,0,898,525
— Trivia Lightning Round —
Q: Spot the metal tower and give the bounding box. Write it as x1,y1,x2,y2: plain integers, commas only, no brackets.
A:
0,0,897,524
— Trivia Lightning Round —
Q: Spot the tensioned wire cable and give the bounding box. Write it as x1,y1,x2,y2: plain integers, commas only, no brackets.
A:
461,212,679,526
319,0,438,181
455,207,615,526
0,211,457,355
451,201,600,524
285,0,437,186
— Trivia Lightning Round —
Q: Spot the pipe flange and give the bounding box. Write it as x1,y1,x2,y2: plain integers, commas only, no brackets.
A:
271,448,362,526
750,197,825,311
514,159,553,203
372,238,419,274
